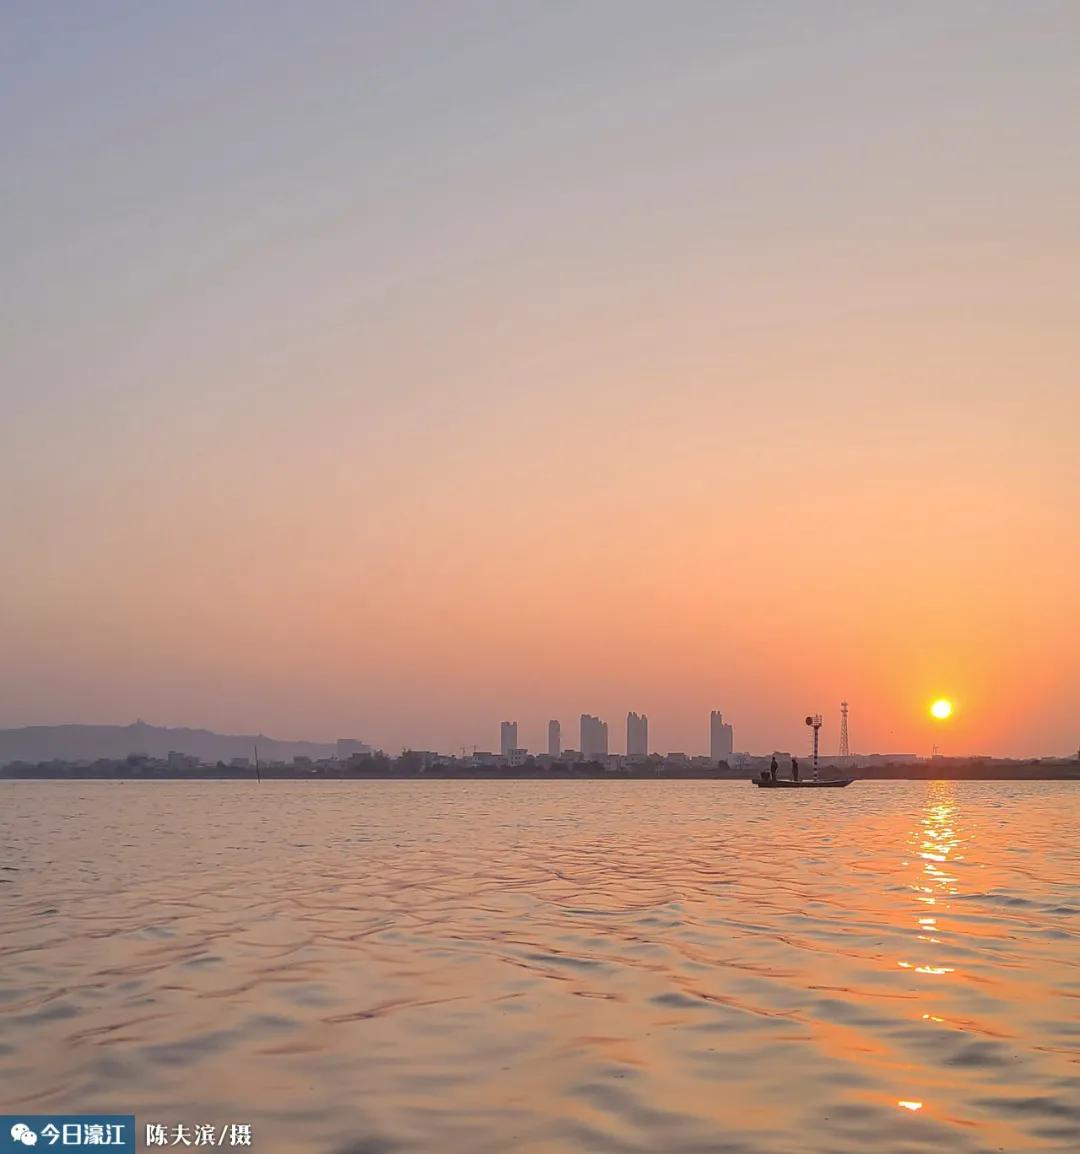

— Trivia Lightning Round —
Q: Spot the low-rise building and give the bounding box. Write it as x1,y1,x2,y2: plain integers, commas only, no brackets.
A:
337,738,372,758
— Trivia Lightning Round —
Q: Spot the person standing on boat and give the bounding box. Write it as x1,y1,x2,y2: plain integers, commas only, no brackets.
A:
769,756,778,782
791,756,800,782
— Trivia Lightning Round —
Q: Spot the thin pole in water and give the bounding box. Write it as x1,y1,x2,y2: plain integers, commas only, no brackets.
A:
254,742,261,785
805,714,822,782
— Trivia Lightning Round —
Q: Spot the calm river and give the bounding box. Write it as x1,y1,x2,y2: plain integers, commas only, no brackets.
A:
1,781,1077,1153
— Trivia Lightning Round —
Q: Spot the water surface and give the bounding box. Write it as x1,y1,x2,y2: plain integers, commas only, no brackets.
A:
1,781,1077,1153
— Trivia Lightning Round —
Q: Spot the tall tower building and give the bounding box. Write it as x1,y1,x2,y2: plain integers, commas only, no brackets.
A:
500,721,518,758
626,712,648,758
548,720,561,757
580,714,609,759
709,711,734,760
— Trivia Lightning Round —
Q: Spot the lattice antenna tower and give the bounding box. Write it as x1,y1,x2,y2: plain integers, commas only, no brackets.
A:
839,701,850,758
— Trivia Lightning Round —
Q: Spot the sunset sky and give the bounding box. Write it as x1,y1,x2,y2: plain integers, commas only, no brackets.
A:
2,2,1077,758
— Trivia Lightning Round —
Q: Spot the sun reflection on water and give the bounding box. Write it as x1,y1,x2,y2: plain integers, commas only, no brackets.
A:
900,783,968,989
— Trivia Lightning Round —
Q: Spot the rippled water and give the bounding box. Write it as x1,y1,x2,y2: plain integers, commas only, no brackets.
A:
1,781,1077,1153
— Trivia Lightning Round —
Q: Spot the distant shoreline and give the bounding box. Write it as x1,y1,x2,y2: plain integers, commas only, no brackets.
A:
3,765,1077,782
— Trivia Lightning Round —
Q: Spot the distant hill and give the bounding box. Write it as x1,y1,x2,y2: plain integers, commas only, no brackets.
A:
0,721,337,766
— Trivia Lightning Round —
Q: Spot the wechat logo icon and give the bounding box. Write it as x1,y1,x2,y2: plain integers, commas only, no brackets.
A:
10,1125,38,1147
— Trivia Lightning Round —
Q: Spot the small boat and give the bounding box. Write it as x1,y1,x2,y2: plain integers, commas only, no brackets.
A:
752,776,854,789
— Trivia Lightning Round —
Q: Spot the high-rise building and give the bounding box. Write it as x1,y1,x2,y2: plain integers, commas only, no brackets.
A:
580,714,609,759
626,712,648,758
500,721,518,758
710,711,734,760
548,720,561,757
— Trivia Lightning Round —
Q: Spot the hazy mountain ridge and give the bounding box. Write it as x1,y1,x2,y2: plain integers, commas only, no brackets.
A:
0,721,337,766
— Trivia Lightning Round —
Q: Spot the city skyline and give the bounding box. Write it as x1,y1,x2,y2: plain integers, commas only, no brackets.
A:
487,704,902,761
2,695,1074,764
5,707,1071,770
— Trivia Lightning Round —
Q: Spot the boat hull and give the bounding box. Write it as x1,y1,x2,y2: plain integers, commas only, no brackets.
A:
752,777,854,788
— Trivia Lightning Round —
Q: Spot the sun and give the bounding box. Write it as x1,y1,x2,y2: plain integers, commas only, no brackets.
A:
930,699,953,720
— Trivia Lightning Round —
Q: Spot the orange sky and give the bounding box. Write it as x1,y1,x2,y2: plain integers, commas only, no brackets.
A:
1,4,1077,756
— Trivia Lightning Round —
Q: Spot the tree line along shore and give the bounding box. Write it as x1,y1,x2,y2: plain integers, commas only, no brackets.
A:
2,753,1077,781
